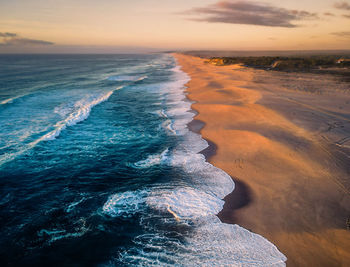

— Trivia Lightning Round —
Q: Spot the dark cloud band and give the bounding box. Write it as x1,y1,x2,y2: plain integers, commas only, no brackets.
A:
0,32,17,37
0,32,53,46
183,1,318,28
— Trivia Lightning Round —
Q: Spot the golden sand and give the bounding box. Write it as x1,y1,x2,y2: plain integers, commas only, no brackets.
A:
174,53,350,267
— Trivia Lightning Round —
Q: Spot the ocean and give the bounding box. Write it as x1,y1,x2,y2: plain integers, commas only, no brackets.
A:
0,53,286,266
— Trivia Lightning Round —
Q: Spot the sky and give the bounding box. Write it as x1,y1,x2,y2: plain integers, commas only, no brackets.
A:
0,0,350,53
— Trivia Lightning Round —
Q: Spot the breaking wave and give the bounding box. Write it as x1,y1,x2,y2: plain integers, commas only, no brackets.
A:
102,57,287,266
42,87,123,141
0,87,123,167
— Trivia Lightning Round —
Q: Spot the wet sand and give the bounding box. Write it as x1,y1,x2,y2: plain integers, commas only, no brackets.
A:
175,53,350,267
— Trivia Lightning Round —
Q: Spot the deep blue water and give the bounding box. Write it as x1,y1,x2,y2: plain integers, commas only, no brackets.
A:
0,54,286,266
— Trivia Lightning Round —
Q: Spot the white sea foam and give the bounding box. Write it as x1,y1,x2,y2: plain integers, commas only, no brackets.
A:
106,75,147,82
103,54,287,266
38,218,89,244
42,87,122,141
103,190,148,218
105,187,286,266
153,109,168,118
163,119,177,135
146,187,224,219
133,149,170,168
66,197,87,213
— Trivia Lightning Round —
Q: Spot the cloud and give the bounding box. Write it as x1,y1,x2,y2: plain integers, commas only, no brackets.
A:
324,12,335,16
330,31,350,37
0,32,54,46
2,38,54,46
183,1,318,28
334,1,350,10
0,32,17,37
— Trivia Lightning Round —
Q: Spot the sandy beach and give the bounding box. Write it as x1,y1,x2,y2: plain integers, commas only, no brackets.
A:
175,53,350,267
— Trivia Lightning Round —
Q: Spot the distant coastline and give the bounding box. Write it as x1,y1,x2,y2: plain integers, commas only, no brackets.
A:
181,49,350,57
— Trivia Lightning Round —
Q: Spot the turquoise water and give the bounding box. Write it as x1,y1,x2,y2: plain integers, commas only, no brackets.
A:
0,54,286,266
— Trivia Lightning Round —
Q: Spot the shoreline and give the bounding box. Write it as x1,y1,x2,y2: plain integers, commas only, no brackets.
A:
180,55,263,228
187,118,218,162
185,104,252,222
179,54,255,226
175,53,350,266
180,54,255,231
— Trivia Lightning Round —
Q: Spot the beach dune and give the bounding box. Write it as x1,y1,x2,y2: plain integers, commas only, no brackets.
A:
175,53,350,267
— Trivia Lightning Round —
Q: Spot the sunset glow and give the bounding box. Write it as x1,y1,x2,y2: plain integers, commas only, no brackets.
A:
1,0,350,53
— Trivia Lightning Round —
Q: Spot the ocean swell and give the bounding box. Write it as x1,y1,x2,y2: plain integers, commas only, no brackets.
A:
42,87,122,141
0,87,122,167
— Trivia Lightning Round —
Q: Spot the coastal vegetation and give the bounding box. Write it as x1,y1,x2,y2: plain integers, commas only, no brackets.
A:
207,55,350,71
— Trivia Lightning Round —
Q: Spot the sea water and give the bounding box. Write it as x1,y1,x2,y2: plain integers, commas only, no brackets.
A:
0,54,286,266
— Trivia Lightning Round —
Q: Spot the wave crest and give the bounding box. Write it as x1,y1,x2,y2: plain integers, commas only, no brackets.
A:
42,87,122,141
